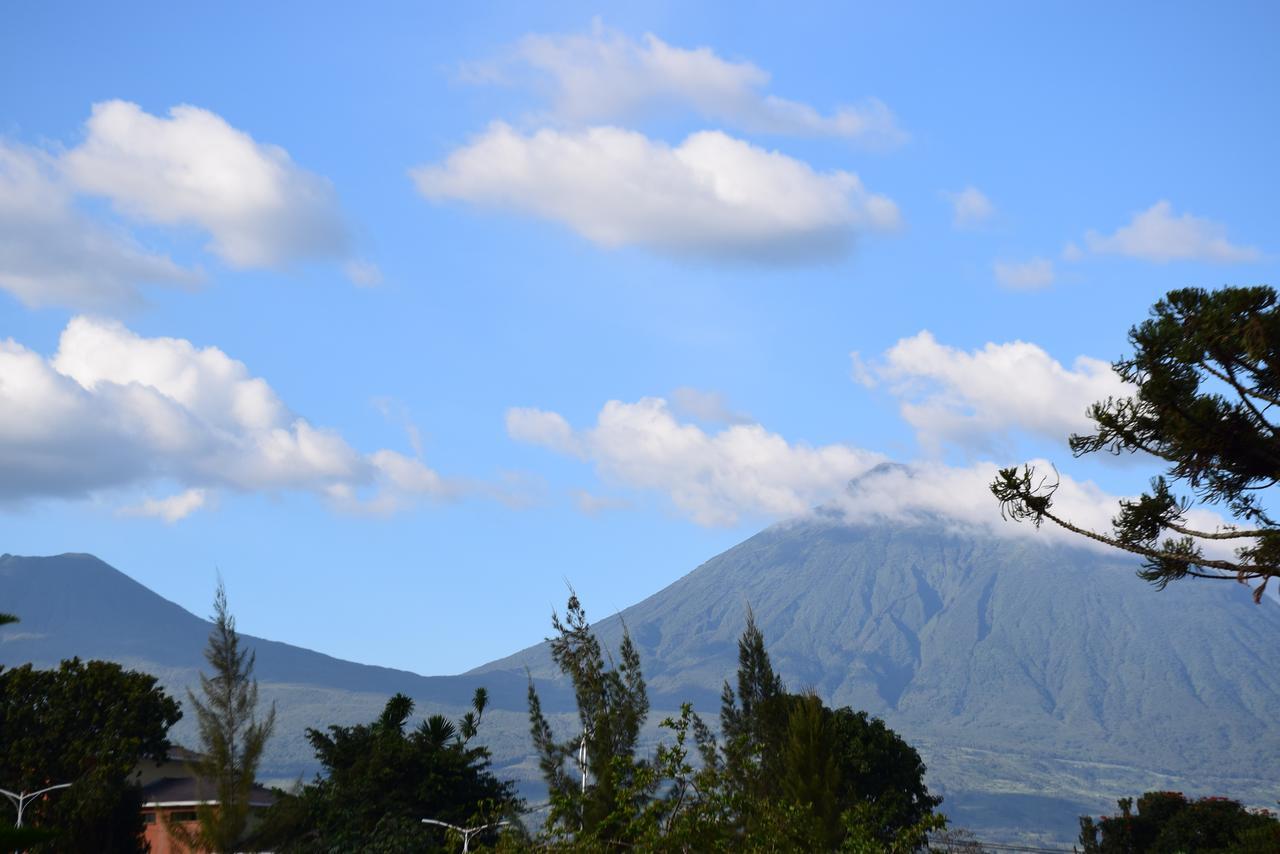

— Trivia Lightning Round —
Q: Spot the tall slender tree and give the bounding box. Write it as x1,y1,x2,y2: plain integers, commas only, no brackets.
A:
173,580,276,853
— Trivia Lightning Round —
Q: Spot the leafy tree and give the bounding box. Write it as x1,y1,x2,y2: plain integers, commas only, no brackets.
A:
173,580,276,853
992,286,1280,599
255,689,519,852
0,658,181,852
1079,791,1280,853
528,592,653,847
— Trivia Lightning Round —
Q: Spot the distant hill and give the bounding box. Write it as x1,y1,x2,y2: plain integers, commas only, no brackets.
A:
4,513,1279,845
0,552,569,783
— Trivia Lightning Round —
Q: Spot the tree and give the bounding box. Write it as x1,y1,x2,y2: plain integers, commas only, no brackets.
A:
174,580,276,853
255,690,520,852
0,658,181,852
527,592,653,847
992,286,1280,600
1079,791,1280,853
527,597,942,851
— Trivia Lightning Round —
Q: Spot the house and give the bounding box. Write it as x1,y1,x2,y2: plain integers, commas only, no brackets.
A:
133,747,276,854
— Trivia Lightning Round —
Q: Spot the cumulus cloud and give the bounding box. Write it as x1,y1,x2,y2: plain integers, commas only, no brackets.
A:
0,142,198,309
120,488,208,523
944,186,994,229
507,397,884,525
471,23,906,144
0,318,455,516
855,331,1131,453
414,123,899,263
62,100,349,268
993,257,1054,290
1082,200,1260,264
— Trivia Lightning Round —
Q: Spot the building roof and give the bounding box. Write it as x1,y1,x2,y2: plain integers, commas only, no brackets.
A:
140,776,276,809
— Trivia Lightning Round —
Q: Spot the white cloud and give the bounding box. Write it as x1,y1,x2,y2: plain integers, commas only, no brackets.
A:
856,331,1131,453
994,257,1054,290
944,186,995,229
507,397,884,526
120,488,208,523
475,23,906,144
414,123,899,263
0,142,199,309
63,100,350,268
506,407,582,456
1082,200,1260,263
830,460,1237,561
831,460,1121,547
0,317,455,514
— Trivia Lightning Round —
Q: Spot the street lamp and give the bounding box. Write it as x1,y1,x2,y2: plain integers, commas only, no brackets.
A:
421,817,510,853
0,783,72,828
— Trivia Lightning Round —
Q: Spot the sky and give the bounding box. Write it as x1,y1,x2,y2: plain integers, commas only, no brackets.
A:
1,2,1277,675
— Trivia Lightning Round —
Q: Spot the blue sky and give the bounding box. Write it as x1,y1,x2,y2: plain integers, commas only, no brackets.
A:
1,2,1276,674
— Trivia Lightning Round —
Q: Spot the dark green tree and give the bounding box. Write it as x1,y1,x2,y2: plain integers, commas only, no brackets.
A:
0,658,181,852
992,286,1280,599
174,580,276,853
256,689,520,852
527,598,942,851
1079,790,1280,853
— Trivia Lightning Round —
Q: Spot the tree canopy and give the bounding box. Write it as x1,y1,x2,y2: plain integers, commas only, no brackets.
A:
992,286,1280,600
1079,791,1280,853
255,689,520,852
0,657,181,852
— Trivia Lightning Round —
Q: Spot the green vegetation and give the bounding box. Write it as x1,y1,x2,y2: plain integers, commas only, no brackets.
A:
992,286,1280,598
524,595,943,851
172,580,277,853
0,657,181,852
256,690,520,851
1079,791,1280,853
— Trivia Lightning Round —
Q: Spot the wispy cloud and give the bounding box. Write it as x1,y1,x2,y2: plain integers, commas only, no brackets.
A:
469,22,906,145
1081,200,1260,263
944,186,995,229
993,257,1054,290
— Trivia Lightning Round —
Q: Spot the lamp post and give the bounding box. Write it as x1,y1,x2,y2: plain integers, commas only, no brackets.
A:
0,783,72,828
421,818,509,853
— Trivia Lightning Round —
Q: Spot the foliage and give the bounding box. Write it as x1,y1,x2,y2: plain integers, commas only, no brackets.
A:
1078,790,1280,853
527,596,942,851
172,580,276,853
991,286,1280,598
0,657,181,852
255,689,520,852
528,591,654,846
